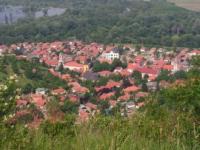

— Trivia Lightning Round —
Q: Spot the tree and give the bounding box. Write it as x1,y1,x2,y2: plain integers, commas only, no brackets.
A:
132,71,142,85
60,100,78,114
142,82,148,92
173,70,187,80
0,76,18,119
22,83,33,94
157,70,170,82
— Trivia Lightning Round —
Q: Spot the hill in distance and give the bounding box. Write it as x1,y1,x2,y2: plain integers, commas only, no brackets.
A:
0,0,199,48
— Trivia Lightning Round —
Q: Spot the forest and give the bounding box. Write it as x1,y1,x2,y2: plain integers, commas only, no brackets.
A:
0,0,199,47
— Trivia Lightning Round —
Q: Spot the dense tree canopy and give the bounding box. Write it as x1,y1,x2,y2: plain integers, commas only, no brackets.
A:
0,0,199,47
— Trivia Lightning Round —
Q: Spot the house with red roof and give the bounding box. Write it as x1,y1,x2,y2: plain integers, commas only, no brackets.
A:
85,102,97,111
68,95,79,103
95,80,121,92
123,85,140,93
189,50,200,56
134,55,144,65
162,64,174,71
69,82,89,94
61,74,71,81
99,92,115,100
118,93,131,101
51,88,66,95
45,59,59,67
127,63,138,73
31,94,46,108
98,70,112,77
136,67,159,79
120,69,132,77
75,55,89,64
64,61,89,72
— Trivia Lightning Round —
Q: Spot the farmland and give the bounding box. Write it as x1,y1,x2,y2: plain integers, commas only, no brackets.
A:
168,0,200,12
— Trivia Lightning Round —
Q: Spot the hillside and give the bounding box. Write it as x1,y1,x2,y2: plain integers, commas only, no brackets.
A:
0,0,199,48
0,55,68,92
168,0,200,12
0,75,200,149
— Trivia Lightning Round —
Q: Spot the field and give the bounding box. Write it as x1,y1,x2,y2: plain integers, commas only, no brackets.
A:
168,0,200,12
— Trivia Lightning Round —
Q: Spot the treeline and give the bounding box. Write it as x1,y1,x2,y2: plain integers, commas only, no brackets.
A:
0,0,199,47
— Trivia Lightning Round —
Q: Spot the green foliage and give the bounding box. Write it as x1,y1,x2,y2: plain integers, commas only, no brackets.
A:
0,76,17,119
0,0,199,47
0,55,68,90
93,59,126,72
132,70,142,85
0,77,200,149
93,61,111,72
157,69,171,81
60,100,78,114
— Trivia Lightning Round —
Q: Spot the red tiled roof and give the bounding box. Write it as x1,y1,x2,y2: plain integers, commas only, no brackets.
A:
120,69,131,76
95,80,121,92
70,82,89,94
191,50,200,54
118,94,130,101
136,67,158,75
64,61,84,68
127,63,138,70
52,88,66,95
106,80,121,89
98,70,112,77
99,92,115,100
61,74,71,80
45,59,58,67
85,102,97,110
123,86,140,93
31,94,46,107
162,65,174,71
134,55,144,63
69,95,79,103
75,55,88,63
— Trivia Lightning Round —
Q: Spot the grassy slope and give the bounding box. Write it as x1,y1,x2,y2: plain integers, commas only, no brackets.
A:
1,77,200,149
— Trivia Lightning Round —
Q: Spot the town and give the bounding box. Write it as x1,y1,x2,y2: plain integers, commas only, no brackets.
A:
0,40,199,127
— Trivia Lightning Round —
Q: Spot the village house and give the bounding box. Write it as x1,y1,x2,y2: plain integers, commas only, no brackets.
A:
189,49,200,57
64,61,89,72
136,67,159,81
102,48,120,60
123,85,140,93
31,94,46,109
98,70,112,77
51,88,66,96
35,88,48,95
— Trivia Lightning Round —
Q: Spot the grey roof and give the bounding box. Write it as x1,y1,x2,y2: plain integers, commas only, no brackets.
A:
83,72,99,81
